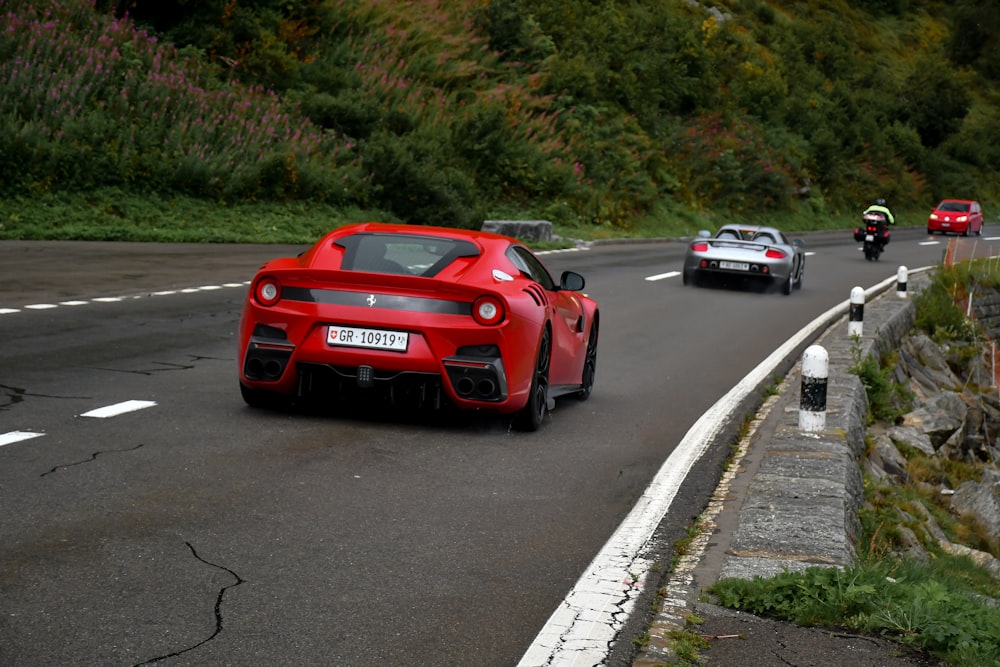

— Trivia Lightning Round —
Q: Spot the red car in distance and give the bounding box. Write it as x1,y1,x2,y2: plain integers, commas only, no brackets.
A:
927,199,984,236
238,222,599,431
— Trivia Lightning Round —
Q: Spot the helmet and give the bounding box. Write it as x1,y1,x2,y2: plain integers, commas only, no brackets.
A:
875,198,886,206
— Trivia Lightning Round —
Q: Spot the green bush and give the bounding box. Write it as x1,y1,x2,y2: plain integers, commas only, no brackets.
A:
849,350,915,424
3,0,999,234
913,270,976,342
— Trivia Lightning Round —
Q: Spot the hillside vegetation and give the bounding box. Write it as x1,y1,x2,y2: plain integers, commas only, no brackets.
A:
1,0,998,242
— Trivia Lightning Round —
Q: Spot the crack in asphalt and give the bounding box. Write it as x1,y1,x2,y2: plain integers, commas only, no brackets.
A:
0,383,89,409
134,542,245,666
39,443,145,476
91,361,195,375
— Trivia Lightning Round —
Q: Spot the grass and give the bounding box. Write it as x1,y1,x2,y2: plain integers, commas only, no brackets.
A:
0,188,390,244
709,557,1000,666
0,187,898,246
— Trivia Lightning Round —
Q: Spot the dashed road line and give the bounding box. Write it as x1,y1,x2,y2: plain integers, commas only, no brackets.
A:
80,400,158,419
2,400,159,448
1,282,250,316
0,431,45,447
645,271,680,281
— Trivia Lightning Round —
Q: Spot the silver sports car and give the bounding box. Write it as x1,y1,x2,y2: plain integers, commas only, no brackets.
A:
682,224,805,295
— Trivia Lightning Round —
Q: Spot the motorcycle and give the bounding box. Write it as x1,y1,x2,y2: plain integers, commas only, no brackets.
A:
853,212,890,261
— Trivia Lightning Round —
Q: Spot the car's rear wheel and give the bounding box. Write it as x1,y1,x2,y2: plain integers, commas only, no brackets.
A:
240,383,291,410
781,270,793,295
514,329,551,432
576,317,599,401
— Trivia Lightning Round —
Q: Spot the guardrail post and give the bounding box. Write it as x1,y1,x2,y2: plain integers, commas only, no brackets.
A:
799,345,828,432
897,266,908,298
848,286,864,337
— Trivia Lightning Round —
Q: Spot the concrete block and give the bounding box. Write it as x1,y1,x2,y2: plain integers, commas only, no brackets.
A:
481,220,553,242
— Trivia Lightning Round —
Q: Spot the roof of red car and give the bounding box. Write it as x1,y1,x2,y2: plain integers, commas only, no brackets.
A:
335,221,519,244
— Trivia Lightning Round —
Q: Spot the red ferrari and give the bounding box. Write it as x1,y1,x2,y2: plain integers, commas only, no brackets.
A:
238,222,599,430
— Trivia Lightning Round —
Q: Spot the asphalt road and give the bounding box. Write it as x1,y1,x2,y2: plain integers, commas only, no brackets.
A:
0,229,951,665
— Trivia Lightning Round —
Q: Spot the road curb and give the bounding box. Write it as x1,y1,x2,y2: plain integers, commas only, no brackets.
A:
633,270,931,665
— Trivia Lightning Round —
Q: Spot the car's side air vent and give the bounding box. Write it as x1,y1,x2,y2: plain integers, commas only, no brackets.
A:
522,284,545,306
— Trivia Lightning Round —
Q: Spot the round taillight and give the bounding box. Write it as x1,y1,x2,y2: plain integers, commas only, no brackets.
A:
472,295,504,326
255,278,281,306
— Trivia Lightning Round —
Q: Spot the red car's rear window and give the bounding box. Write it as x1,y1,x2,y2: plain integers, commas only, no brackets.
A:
335,233,480,277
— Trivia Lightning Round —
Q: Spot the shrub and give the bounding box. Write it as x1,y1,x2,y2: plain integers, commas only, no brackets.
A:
913,269,976,342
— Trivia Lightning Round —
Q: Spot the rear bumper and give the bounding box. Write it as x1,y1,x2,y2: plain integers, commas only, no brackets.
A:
240,322,522,411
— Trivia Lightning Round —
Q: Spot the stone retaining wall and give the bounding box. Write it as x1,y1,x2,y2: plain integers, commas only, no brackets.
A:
718,273,930,579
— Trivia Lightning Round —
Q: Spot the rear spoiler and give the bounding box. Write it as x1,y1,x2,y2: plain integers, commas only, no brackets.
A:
707,239,769,251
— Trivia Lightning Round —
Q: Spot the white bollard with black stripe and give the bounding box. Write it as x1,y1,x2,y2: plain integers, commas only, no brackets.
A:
799,345,828,432
897,266,908,298
848,286,864,337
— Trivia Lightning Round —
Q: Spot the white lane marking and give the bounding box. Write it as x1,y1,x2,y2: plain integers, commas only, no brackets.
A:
0,431,45,447
518,268,932,666
2,281,251,315
919,241,941,246
805,251,817,256
645,271,680,281
80,400,157,419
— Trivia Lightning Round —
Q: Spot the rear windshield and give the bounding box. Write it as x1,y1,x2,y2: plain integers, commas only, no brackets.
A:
938,201,970,212
335,233,480,277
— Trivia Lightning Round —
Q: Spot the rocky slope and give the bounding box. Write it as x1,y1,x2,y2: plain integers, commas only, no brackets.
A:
868,324,1000,577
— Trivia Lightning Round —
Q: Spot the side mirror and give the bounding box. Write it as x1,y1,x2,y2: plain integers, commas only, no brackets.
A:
793,239,804,247
697,230,711,238
560,270,585,292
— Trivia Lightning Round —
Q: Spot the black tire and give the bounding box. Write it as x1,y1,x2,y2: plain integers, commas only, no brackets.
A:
781,270,793,295
794,265,804,289
514,329,551,432
576,317,599,401
240,383,291,410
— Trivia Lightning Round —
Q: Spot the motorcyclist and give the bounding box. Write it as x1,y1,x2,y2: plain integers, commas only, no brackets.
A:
864,198,895,225
856,197,893,252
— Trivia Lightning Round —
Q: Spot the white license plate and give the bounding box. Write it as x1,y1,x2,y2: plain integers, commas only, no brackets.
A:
942,222,950,227
327,325,409,351
719,260,750,271
865,234,874,242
